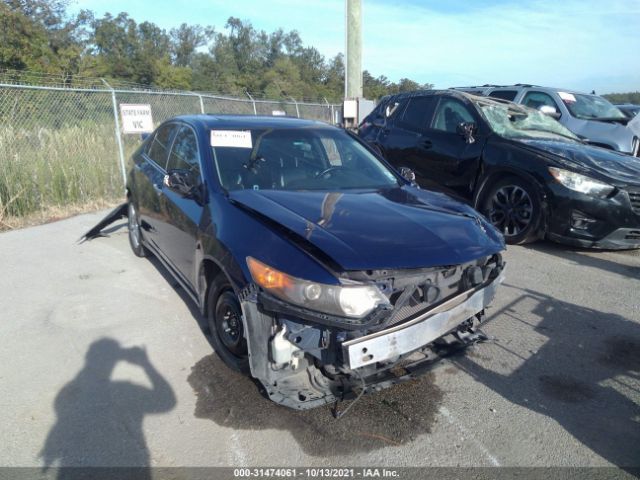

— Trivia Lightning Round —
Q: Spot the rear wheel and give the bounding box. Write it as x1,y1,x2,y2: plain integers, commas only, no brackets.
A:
481,176,544,245
127,202,147,257
207,273,249,373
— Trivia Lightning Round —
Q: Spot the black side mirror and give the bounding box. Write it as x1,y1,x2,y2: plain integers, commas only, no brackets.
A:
456,122,477,144
164,169,199,197
398,167,417,185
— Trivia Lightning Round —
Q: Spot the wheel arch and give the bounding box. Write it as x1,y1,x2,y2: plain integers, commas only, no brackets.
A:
197,255,236,316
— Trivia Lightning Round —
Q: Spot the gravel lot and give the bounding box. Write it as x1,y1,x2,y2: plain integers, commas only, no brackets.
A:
0,210,638,470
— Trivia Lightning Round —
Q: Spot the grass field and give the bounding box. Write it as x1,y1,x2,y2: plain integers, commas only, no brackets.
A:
0,124,125,229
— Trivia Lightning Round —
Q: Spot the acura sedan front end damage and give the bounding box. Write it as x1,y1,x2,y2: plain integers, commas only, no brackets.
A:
240,254,505,410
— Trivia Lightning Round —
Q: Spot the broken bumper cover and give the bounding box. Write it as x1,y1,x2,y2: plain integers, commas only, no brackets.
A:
343,271,504,369
548,227,640,250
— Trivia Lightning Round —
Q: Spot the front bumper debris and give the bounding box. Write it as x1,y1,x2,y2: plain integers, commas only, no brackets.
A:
240,262,505,410
343,272,503,369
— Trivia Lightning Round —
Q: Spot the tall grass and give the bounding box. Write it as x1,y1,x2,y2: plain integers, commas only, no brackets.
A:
0,124,125,227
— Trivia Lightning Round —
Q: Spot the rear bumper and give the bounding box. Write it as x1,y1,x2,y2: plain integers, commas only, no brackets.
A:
343,272,504,368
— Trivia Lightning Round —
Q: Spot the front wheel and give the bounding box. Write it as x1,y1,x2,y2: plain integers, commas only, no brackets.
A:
206,273,250,373
480,176,544,245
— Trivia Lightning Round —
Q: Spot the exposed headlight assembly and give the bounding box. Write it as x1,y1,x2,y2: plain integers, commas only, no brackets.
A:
247,257,389,318
549,167,614,197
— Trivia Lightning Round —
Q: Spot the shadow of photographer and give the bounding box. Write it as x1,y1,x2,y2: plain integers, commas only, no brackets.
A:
40,338,176,478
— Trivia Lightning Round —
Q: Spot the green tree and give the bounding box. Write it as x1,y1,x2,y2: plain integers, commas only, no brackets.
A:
170,23,214,67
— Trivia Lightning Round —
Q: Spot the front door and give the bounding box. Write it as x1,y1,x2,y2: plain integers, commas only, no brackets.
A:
418,97,485,196
157,124,204,288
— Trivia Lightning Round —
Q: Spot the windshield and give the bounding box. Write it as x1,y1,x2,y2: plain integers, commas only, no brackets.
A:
559,92,626,120
211,127,400,191
479,102,580,141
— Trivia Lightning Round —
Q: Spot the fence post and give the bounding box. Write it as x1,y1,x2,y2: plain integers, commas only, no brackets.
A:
245,90,257,115
289,96,300,118
102,79,127,190
193,92,205,114
323,97,332,124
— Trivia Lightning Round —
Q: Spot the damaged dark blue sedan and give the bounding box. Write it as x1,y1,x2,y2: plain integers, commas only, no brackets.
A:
88,115,505,410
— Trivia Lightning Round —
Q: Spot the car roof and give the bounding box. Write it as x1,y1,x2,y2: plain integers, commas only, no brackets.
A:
453,84,597,96
386,89,480,102
169,114,334,130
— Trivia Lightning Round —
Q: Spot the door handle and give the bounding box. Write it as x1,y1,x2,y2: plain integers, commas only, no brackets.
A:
420,140,433,149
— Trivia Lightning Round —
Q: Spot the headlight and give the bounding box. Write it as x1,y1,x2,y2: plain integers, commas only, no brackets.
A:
549,167,614,197
247,257,389,318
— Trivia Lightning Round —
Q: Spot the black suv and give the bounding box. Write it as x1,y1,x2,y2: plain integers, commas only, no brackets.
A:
86,115,505,410
359,90,640,249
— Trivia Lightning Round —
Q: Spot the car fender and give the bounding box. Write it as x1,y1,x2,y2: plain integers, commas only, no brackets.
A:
473,144,554,235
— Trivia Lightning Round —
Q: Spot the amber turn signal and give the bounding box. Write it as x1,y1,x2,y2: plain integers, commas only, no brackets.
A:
247,257,292,290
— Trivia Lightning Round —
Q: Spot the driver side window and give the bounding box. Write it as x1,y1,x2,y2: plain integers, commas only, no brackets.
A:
522,91,560,113
432,99,475,133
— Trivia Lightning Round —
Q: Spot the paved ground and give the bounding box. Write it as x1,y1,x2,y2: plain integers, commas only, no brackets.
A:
1,210,639,469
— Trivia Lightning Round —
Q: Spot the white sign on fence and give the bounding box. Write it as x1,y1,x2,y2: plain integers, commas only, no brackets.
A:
119,104,154,133
272,110,286,116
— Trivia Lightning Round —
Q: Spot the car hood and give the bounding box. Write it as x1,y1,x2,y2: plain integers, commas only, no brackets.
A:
518,139,640,188
228,187,504,272
571,115,640,150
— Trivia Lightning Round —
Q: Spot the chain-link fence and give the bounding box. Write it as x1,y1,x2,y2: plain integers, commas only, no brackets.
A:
0,81,340,225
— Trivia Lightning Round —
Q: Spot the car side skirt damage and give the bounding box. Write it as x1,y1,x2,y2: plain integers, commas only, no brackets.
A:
79,203,127,242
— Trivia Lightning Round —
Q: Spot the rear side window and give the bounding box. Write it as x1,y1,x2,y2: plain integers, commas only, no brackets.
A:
488,90,518,101
397,97,436,132
167,126,201,176
432,98,475,133
522,91,559,112
147,124,175,169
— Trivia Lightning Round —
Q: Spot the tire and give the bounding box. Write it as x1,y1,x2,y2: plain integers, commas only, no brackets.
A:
480,176,544,245
206,273,250,373
127,201,147,257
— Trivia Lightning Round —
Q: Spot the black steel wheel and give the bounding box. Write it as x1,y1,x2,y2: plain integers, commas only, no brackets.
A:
206,273,249,373
127,202,147,257
481,176,544,245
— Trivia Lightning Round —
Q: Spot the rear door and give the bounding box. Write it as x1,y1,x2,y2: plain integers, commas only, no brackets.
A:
156,124,204,288
136,123,178,250
379,96,438,186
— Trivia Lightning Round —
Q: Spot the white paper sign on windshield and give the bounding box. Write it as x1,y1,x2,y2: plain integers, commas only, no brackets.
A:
210,130,253,148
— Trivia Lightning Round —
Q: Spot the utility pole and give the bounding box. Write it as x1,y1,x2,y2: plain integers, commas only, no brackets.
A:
345,0,363,100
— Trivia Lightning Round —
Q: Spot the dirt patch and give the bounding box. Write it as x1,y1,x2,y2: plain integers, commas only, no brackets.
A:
188,354,444,456
0,200,121,232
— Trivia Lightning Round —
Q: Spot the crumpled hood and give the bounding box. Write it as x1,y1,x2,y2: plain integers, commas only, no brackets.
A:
519,139,640,188
229,187,504,271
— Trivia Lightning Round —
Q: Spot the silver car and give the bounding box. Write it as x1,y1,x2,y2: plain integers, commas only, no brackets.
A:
452,84,640,156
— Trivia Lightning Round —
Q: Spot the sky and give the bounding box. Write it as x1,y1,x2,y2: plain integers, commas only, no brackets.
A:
70,0,640,94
